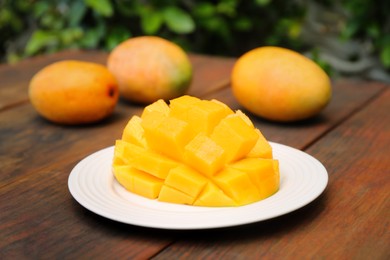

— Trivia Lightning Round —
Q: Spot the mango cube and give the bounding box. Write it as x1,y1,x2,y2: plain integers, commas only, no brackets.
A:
119,140,178,179
184,133,226,176
229,158,279,199
142,99,170,118
246,129,273,159
213,167,261,205
194,183,236,207
113,140,126,166
143,115,192,161
165,165,208,198
170,96,233,136
112,96,280,207
121,116,148,148
186,100,233,135
158,185,195,205
211,113,259,162
113,165,163,199
169,95,201,120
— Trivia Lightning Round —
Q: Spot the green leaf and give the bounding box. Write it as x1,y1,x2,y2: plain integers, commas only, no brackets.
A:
234,17,252,31
216,0,237,17
32,2,50,18
255,0,271,6
380,44,390,68
60,27,83,45
105,27,131,50
193,3,215,18
288,21,302,39
25,30,59,56
80,22,106,48
84,0,113,17
163,6,195,34
141,8,163,34
68,1,87,27
341,20,359,40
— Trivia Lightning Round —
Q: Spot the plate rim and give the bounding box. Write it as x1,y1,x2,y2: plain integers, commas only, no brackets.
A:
68,142,328,230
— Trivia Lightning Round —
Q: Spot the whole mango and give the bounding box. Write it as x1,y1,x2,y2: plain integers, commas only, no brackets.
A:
231,46,332,122
29,60,119,125
107,36,192,104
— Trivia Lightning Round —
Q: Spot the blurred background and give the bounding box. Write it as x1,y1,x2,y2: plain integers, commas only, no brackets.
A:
1,0,389,82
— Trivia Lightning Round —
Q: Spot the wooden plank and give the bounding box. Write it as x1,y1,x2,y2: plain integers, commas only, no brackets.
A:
0,101,140,187
151,89,390,259
0,160,175,259
187,56,235,96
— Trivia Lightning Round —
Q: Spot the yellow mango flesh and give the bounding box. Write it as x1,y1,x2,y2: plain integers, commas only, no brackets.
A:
112,96,279,207
183,133,226,176
194,183,236,207
213,167,262,205
164,165,207,198
229,158,279,199
113,165,163,199
158,185,195,205
116,140,178,179
170,96,233,136
142,114,192,161
210,113,259,162
246,129,273,159
121,116,148,148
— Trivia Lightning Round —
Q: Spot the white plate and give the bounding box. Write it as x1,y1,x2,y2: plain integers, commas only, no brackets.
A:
68,142,328,230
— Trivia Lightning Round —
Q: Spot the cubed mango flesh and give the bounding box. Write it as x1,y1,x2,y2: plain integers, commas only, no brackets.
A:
112,96,279,207
170,96,233,136
164,165,208,198
184,133,226,176
116,140,178,179
143,114,192,161
213,167,261,205
121,116,148,148
113,165,163,199
210,112,259,162
194,183,237,207
246,129,273,159
229,158,279,199
158,185,195,205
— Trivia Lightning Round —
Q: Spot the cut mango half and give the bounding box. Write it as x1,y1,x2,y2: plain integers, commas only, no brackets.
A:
112,95,279,207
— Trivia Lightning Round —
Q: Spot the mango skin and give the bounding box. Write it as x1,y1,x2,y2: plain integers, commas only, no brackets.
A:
231,46,332,122
107,36,192,104
29,60,119,125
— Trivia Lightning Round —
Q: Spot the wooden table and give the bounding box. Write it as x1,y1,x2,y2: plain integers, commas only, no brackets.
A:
1,50,389,259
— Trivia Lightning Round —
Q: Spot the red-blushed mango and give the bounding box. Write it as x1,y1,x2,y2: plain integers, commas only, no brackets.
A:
231,46,332,122
107,36,192,104
29,60,119,125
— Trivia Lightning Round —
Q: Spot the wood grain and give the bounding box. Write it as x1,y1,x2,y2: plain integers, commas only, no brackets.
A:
0,159,176,259
152,89,390,260
1,50,389,259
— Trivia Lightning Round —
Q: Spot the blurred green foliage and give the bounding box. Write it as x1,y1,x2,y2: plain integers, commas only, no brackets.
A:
0,0,389,75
